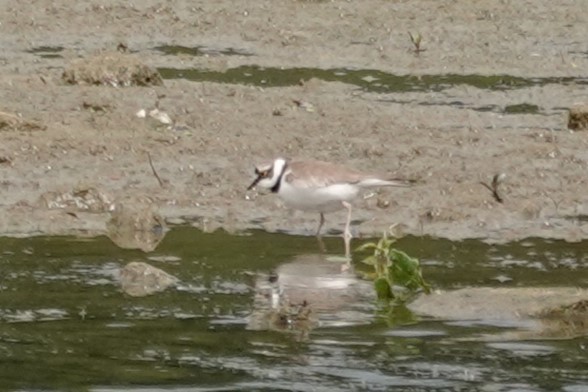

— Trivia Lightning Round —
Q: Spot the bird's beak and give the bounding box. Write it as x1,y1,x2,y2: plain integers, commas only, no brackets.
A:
247,174,263,190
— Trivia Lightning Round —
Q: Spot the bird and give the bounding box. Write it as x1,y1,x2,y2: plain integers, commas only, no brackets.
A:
247,157,412,258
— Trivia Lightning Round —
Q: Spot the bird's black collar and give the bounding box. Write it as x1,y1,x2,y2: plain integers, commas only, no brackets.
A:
270,162,287,193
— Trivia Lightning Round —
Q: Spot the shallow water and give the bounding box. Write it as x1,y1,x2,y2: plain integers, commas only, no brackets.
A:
156,63,588,94
0,228,586,391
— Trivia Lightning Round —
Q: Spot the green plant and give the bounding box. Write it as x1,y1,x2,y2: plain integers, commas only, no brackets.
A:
408,32,425,54
357,230,431,301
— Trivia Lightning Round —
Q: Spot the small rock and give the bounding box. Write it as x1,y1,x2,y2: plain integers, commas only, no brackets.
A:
120,261,179,297
106,195,167,252
148,108,172,125
292,99,315,112
376,198,390,209
568,104,588,131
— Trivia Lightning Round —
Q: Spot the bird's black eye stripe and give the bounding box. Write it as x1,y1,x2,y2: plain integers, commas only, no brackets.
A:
254,167,273,178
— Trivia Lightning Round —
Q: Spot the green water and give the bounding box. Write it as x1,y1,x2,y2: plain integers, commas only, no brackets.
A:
0,228,586,391
157,64,588,94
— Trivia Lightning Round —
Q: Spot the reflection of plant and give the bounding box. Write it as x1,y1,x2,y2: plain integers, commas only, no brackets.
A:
357,230,431,301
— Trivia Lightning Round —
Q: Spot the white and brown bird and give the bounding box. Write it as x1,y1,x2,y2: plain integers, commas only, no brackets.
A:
247,158,412,258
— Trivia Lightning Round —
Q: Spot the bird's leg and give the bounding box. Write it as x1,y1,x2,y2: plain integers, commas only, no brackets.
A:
316,212,325,237
316,213,326,253
342,201,353,260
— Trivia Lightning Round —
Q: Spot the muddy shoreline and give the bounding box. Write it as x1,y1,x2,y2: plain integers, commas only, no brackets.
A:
1,1,587,244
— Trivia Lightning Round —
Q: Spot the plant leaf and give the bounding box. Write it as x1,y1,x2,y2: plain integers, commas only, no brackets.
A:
388,249,431,293
374,277,394,300
360,255,377,266
356,242,377,252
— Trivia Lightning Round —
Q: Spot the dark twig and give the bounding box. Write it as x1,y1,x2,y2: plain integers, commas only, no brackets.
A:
480,173,505,203
147,152,165,188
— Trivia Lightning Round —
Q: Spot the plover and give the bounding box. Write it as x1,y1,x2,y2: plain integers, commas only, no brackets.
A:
247,157,412,258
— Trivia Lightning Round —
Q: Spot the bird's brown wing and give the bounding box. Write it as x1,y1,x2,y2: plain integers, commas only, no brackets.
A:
285,160,368,189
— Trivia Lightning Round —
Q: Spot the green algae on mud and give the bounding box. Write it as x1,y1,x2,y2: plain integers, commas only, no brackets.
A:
154,44,254,57
158,64,588,94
